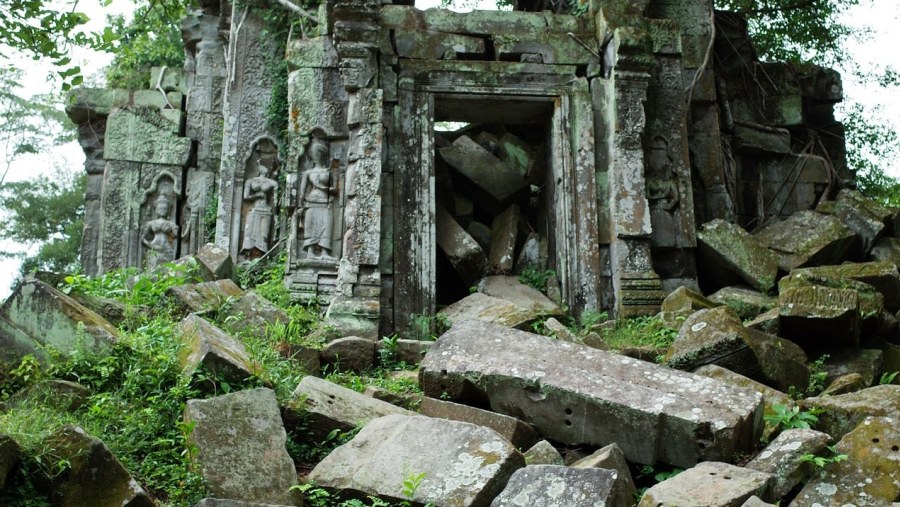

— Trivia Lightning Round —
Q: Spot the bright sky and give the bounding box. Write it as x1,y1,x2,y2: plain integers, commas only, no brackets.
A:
0,0,897,298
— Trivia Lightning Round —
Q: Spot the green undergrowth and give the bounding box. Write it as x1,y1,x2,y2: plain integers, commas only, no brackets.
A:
597,315,679,360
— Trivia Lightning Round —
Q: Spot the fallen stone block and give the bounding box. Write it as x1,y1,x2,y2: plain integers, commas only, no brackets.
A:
320,336,376,372
822,373,867,396
741,496,777,507
195,243,234,281
490,465,621,507
746,428,831,500
777,285,860,350
220,291,290,336
779,271,884,337
835,188,893,255
476,275,563,316
870,236,900,265
488,205,520,274
184,388,299,505
753,210,856,272
420,320,764,468
194,500,295,507
309,414,523,507
436,204,488,285
498,133,535,180
709,286,776,320
569,442,636,505
744,329,809,393
0,278,118,366
542,317,578,343
790,416,900,507
45,425,155,507
0,435,19,490
439,135,528,204
178,314,259,389
6,379,91,412
378,338,432,366
287,376,415,441
822,348,883,388
167,279,243,317
637,462,773,507
513,233,543,274
523,440,563,465
732,122,791,155
418,396,539,449
789,261,900,311
437,292,539,330
800,385,900,440
276,342,321,375
697,219,779,293
660,286,721,315
665,306,760,378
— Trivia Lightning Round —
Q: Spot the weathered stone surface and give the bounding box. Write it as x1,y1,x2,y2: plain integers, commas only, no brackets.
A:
570,442,636,505
6,379,91,411
418,397,539,450
708,286,776,320
542,317,578,343
384,338,432,366
746,428,831,499
439,135,527,204
320,336,376,372
660,286,720,315
276,342,321,375
104,108,191,165
800,385,900,440
753,211,856,272
744,329,809,393
167,279,243,317
287,376,414,441
777,285,860,349
791,416,900,507
835,189,893,255
488,205,519,274
178,314,258,388
822,373,867,396
823,348,883,388
697,219,779,293
490,465,620,507
475,276,563,316
666,306,760,378
0,278,118,365
221,291,291,336
741,496,777,507
309,414,524,507
395,30,486,59
498,133,535,180
523,440,563,466
420,320,763,468
68,292,133,327
46,425,154,507
194,500,295,507
436,204,489,285
0,435,19,490
744,308,780,335
871,236,900,265
638,462,772,507
437,292,539,330
790,261,900,312
196,243,234,281
184,388,299,505
732,122,791,154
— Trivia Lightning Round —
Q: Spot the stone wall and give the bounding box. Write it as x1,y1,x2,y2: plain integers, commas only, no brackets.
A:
66,0,844,336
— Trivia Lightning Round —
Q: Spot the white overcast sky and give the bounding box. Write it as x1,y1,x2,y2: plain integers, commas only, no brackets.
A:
0,0,897,298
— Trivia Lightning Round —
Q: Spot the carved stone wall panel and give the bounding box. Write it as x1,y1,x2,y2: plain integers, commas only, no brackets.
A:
98,161,141,273
182,170,216,255
236,138,279,260
186,18,227,176
138,166,183,269
288,67,348,139
104,108,191,166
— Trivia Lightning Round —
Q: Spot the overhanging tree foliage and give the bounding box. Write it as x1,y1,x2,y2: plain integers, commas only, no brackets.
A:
104,1,187,89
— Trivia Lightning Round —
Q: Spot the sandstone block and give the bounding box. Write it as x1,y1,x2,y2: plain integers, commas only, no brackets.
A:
569,442,636,505
697,219,779,293
523,440,563,465
746,428,831,499
436,204,488,285
661,286,720,315
490,465,621,507
789,261,900,311
835,189,892,255
221,291,290,336
743,329,809,393
488,205,519,274
638,462,772,507
320,336,376,372
475,276,563,316
437,292,539,330
753,210,855,272
167,279,243,317
800,385,900,440
420,320,763,468
439,135,528,204
196,243,235,281
665,307,760,378
709,286,776,320
777,285,860,349
178,314,259,388
418,396,539,449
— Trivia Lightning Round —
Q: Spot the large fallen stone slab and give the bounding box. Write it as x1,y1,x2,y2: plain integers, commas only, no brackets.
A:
790,416,900,507
708,286,776,320
488,205,519,274
822,348,883,388
439,135,528,204
184,388,299,505
789,261,900,311
665,306,760,377
746,428,831,500
320,336,376,373
178,314,259,388
743,329,809,393
753,210,856,272
660,286,721,315
638,462,772,507
437,292,540,330
419,320,764,468
799,384,900,440
777,285,860,349
167,279,243,317
436,204,488,285
0,278,118,366
475,276,562,317
697,219,779,293
418,396,538,449
45,425,155,507
6,379,91,411
490,465,621,507
287,376,415,441
309,414,523,507
834,188,893,255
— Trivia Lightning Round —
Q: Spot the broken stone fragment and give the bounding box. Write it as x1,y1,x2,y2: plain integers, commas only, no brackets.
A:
184,388,300,505
488,205,520,274
167,279,243,317
788,261,900,312
195,243,234,281
286,376,415,441
637,462,773,507
542,317,578,343
834,188,893,255
178,314,259,389
708,286,776,320
437,292,540,330
436,204,488,286
743,329,809,393
665,306,760,378
821,348,884,388
490,465,621,507
523,440,563,466
569,442,636,505
320,336,376,373
870,236,900,265
439,135,528,205
45,425,155,507
660,285,721,316
497,132,536,180
790,416,900,507
513,233,543,275
467,221,492,252
821,373,867,396
475,275,563,317
799,385,900,440
377,338,432,366
420,320,763,468
732,121,791,155
418,396,539,449
777,285,860,350
309,414,524,507
218,291,290,336
697,219,779,293
745,428,831,500
753,210,856,272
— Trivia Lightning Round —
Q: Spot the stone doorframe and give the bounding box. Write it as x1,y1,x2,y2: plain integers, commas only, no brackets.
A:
391,61,602,333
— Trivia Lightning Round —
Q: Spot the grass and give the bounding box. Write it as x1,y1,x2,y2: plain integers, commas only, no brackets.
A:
601,315,679,360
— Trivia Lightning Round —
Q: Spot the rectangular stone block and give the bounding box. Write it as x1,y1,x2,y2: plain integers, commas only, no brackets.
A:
436,204,488,285
420,320,764,468
489,205,520,274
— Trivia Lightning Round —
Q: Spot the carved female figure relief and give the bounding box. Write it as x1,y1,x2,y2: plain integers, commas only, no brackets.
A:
299,137,336,259
142,193,179,269
241,143,278,254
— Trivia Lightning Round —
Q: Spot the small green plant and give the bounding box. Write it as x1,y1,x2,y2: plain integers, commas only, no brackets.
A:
799,445,848,468
401,471,426,499
601,315,678,360
806,355,830,396
879,370,899,385
518,266,556,292
765,404,820,432
408,313,450,341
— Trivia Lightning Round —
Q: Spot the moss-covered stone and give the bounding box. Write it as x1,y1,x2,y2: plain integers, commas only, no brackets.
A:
800,385,900,440
697,219,779,293
708,286,776,320
753,210,856,272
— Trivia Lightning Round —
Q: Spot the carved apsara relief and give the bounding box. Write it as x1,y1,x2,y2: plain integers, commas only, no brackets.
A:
240,137,279,257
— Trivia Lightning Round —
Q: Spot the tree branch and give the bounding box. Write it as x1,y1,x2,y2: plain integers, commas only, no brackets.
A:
272,0,320,23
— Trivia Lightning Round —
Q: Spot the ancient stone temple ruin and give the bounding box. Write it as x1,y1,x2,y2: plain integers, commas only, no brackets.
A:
66,0,846,337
